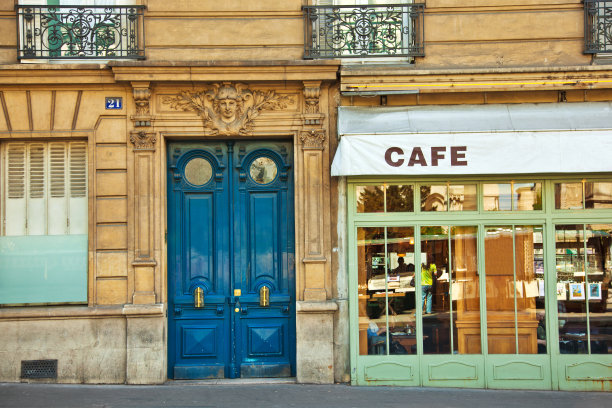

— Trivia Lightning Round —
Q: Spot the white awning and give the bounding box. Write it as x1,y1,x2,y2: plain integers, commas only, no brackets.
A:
332,103,612,176
331,131,612,176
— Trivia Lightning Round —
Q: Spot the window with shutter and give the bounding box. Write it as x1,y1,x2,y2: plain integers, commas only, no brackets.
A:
0,140,88,305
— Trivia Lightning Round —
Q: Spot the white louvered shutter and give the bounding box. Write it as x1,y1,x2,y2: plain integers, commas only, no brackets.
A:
5,143,27,236
3,141,87,237
48,142,67,235
68,142,88,235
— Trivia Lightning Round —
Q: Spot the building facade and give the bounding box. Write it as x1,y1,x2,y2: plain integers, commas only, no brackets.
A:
0,0,611,391
327,0,612,391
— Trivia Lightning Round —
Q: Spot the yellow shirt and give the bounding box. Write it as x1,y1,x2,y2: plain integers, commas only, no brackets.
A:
421,264,436,286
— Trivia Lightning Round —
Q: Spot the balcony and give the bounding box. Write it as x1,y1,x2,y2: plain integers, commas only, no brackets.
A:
585,0,612,53
16,5,145,60
303,3,424,59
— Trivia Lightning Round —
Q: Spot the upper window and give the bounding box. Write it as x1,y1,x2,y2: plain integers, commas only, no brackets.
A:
585,0,612,54
0,141,88,305
17,0,145,61
555,180,612,210
304,1,425,59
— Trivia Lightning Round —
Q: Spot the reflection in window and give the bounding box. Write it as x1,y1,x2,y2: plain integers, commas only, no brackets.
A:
421,184,476,212
484,226,546,354
356,186,384,213
420,225,480,354
484,182,541,211
249,157,277,184
556,224,612,354
356,185,414,213
585,182,612,209
386,185,414,212
357,226,416,355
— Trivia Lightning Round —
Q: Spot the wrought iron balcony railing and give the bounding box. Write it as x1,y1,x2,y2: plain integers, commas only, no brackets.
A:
16,5,145,60
585,0,612,53
303,3,424,59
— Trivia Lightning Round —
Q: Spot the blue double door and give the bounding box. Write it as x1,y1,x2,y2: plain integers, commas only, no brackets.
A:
167,141,295,379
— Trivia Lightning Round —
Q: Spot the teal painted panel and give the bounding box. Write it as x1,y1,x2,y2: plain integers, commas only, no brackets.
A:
428,361,478,380
0,235,87,304
566,362,612,381
365,362,414,381
493,361,544,380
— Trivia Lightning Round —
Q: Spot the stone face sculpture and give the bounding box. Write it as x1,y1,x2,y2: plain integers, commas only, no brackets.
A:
163,82,294,136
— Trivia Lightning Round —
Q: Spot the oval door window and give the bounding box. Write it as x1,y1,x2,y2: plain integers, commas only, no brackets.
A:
184,157,213,186
249,157,277,185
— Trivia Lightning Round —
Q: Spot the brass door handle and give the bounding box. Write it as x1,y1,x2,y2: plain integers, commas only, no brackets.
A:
194,287,204,308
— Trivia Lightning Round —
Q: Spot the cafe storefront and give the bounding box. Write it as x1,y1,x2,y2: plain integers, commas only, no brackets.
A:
333,103,612,391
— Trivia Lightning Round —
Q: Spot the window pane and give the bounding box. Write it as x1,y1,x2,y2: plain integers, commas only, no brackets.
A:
555,182,583,209
483,184,512,211
514,183,542,211
421,185,447,212
357,227,385,355
585,182,612,209
0,235,87,304
387,227,417,355
556,225,588,354
452,226,480,354
586,224,612,354
421,226,450,354
515,226,546,354
356,185,384,213
449,184,477,211
386,185,414,213
485,226,517,354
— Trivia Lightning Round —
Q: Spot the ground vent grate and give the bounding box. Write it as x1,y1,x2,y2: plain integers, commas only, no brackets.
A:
21,359,58,379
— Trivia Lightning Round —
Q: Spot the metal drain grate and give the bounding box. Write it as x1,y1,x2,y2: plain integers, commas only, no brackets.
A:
21,359,57,379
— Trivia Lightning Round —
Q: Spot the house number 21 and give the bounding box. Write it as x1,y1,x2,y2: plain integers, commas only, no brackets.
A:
105,97,123,110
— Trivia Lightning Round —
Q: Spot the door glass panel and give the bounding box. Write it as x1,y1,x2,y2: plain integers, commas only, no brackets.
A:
357,226,417,355
420,226,449,353
585,182,612,209
386,185,414,212
387,227,416,355
184,157,213,186
421,185,447,212
485,226,517,354
555,182,583,209
585,224,612,354
249,157,277,184
357,227,385,355
421,226,481,354
451,226,481,354
556,225,587,354
515,226,546,354
356,186,384,213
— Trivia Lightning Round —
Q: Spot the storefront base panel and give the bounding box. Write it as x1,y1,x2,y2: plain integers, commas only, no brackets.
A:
421,355,485,389
354,357,420,387
485,355,552,390
556,355,612,392
0,312,165,384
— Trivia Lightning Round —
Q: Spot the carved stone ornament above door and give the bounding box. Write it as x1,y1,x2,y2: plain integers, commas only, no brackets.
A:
162,83,294,136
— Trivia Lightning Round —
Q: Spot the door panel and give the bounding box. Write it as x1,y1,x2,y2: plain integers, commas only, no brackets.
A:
168,141,294,379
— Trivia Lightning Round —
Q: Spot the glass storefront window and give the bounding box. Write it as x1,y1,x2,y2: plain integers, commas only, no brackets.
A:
356,185,414,213
420,226,481,354
421,184,477,212
555,180,612,210
357,226,416,355
485,226,546,354
556,224,612,354
484,182,542,211
356,186,384,213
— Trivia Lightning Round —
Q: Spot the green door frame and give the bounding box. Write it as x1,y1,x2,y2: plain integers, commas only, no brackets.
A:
347,175,612,390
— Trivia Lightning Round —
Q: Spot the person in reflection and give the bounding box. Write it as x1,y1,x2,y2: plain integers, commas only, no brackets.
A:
421,262,440,314
393,257,409,275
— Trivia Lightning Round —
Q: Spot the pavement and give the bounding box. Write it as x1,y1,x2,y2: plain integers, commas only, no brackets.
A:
0,381,609,408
